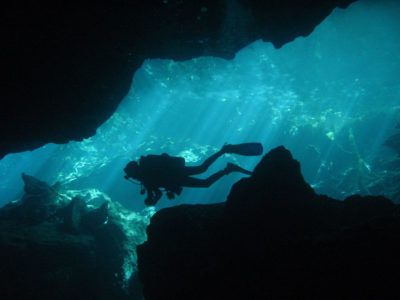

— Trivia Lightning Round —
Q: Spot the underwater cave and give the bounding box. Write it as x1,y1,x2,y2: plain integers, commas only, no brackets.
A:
1,0,400,208
1,0,400,299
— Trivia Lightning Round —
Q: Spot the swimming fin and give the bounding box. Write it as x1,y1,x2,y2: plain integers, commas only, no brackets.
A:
223,143,263,156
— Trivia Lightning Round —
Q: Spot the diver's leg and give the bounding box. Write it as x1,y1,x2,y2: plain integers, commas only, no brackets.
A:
184,146,229,176
182,162,253,188
225,162,252,176
181,170,227,188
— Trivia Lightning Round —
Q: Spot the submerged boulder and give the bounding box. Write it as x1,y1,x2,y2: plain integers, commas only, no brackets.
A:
137,146,400,300
0,174,153,300
0,174,66,224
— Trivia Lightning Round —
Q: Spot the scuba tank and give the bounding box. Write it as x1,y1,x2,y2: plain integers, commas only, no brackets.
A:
224,143,263,156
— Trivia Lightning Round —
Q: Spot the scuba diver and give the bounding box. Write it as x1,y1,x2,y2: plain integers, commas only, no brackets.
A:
124,143,263,206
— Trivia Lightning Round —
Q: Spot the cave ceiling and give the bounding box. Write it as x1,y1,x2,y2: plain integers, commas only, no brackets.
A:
1,0,357,158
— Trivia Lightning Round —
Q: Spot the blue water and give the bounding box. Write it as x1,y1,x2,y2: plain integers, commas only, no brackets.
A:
1,0,399,210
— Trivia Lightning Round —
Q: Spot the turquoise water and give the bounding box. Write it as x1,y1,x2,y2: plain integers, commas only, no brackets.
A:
1,0,399,210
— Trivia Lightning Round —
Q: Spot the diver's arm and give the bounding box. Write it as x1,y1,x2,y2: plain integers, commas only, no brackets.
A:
154,188,162,202
143,185,154,206
144,185,163,206
144,186,153,203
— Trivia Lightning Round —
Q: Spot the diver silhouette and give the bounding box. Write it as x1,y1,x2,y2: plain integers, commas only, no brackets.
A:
124,143,263,206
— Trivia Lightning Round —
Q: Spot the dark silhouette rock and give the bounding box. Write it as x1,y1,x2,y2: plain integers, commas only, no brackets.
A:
137,146,400,300
1,0,357,158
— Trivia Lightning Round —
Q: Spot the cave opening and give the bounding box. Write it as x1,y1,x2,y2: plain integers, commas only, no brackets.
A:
0,0,399,211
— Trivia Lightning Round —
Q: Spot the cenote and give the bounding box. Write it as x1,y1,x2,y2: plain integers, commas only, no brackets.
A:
1,1,400,299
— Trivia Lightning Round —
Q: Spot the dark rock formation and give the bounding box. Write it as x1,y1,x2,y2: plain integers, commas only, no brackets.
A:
1,0,357,158
0,174,151,299
137,146,400,299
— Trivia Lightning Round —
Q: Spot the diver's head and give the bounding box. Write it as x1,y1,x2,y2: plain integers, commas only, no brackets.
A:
124,161,141,180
